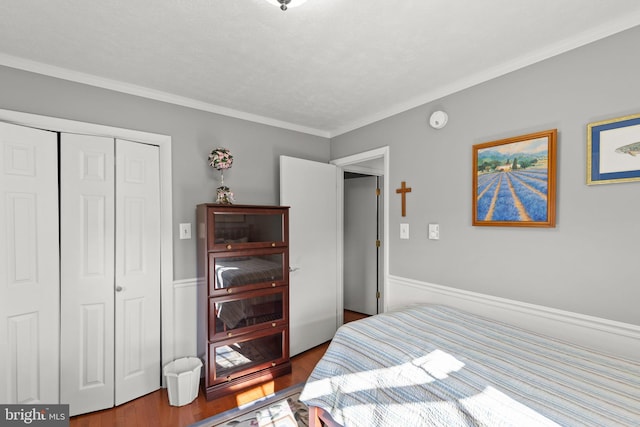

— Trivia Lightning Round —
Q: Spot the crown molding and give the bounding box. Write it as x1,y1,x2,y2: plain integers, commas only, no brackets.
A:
1,12,638,140
0,52,330,138
330,16,640,137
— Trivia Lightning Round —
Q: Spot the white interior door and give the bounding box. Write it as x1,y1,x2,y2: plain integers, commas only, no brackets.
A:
280,156,338,356
60,133,116,415
114,139,161,405
0,122,59,404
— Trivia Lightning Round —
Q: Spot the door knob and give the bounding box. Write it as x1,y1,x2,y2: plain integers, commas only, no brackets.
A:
289,267,300,272
116,286,124,292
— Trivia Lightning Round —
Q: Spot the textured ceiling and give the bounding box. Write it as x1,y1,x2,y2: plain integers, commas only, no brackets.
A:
1,0,639,137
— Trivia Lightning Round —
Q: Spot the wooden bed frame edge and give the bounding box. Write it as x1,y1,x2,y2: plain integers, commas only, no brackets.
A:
309,406,342,427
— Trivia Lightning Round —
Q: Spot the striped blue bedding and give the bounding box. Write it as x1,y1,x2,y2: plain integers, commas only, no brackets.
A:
299,305,640,426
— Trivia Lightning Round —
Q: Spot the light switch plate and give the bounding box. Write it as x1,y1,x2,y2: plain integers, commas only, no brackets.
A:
179,223,192,239
428,223,439,240
400,223,409,239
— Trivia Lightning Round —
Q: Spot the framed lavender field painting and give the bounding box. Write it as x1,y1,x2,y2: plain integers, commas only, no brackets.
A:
587,113,640,185
473,129,557,227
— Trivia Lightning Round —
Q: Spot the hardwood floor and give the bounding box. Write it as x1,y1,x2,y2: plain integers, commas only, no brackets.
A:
69,311,370,427
344,309,370,323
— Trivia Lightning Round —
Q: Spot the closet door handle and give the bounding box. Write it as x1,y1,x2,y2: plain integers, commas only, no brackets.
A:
115,286,124,292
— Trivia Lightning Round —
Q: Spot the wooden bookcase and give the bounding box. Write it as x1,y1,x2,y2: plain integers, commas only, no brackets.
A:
196,204,291,400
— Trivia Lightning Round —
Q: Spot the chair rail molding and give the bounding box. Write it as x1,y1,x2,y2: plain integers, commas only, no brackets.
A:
387,275,640,360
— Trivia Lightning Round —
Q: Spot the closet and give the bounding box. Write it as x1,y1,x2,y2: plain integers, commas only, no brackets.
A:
0,122,161,416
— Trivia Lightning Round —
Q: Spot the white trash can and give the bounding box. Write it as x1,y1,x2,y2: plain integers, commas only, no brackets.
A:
163,357,203,406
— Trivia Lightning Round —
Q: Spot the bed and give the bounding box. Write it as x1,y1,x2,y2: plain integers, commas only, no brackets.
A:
299,304,640,426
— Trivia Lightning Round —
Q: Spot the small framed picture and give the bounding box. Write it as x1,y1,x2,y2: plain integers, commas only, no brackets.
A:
587,113,640,185
473,129,557,227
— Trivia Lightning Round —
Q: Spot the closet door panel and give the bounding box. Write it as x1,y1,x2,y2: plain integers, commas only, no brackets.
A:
114,139,161,405
60,133,115,416
6,313,40,403
0,122,59,404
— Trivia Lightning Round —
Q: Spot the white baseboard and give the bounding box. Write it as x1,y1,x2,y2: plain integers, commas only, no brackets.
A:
387,275,640,361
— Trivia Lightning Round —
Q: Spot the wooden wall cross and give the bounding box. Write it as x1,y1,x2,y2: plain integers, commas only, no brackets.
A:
395,181,412,217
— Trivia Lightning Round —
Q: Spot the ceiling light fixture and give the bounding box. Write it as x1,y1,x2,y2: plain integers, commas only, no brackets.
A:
265,0,307,11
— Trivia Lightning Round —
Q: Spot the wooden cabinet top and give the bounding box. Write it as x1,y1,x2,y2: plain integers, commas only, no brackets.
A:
197,204,289,211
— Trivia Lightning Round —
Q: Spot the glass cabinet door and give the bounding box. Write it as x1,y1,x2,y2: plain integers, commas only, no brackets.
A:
209,249,287,294
209,327,287,384
208,208,288,251
210,287,287,339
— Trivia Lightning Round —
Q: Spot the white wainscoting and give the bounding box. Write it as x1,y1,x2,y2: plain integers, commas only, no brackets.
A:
172,276,640,361
172,278,204,361
387,275,640,361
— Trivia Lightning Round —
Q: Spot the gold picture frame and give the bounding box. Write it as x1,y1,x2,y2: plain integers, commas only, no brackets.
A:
473,129,557,227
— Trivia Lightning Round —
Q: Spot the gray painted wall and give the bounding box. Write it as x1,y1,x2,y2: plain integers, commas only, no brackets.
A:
330,26,640,326
1,26,637,326
0,66,330,280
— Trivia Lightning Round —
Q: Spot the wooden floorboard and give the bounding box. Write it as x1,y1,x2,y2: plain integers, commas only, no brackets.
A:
69,311,369,427
68,342,330,427
344,309,370,323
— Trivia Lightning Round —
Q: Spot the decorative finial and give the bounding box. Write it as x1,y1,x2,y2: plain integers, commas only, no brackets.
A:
278,0,290,11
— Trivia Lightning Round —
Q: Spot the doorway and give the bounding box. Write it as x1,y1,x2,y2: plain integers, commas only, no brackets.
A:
343,172,382,315
332,146,389,325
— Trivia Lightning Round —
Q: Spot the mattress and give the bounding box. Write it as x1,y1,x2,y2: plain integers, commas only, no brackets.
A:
299,304,640,426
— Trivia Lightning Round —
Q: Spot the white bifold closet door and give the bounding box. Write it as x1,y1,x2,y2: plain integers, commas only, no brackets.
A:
60,134,161,416
0,122,60,405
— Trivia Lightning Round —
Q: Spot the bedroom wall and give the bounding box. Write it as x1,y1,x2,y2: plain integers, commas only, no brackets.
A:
330,25,640,327
0,65,330,281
